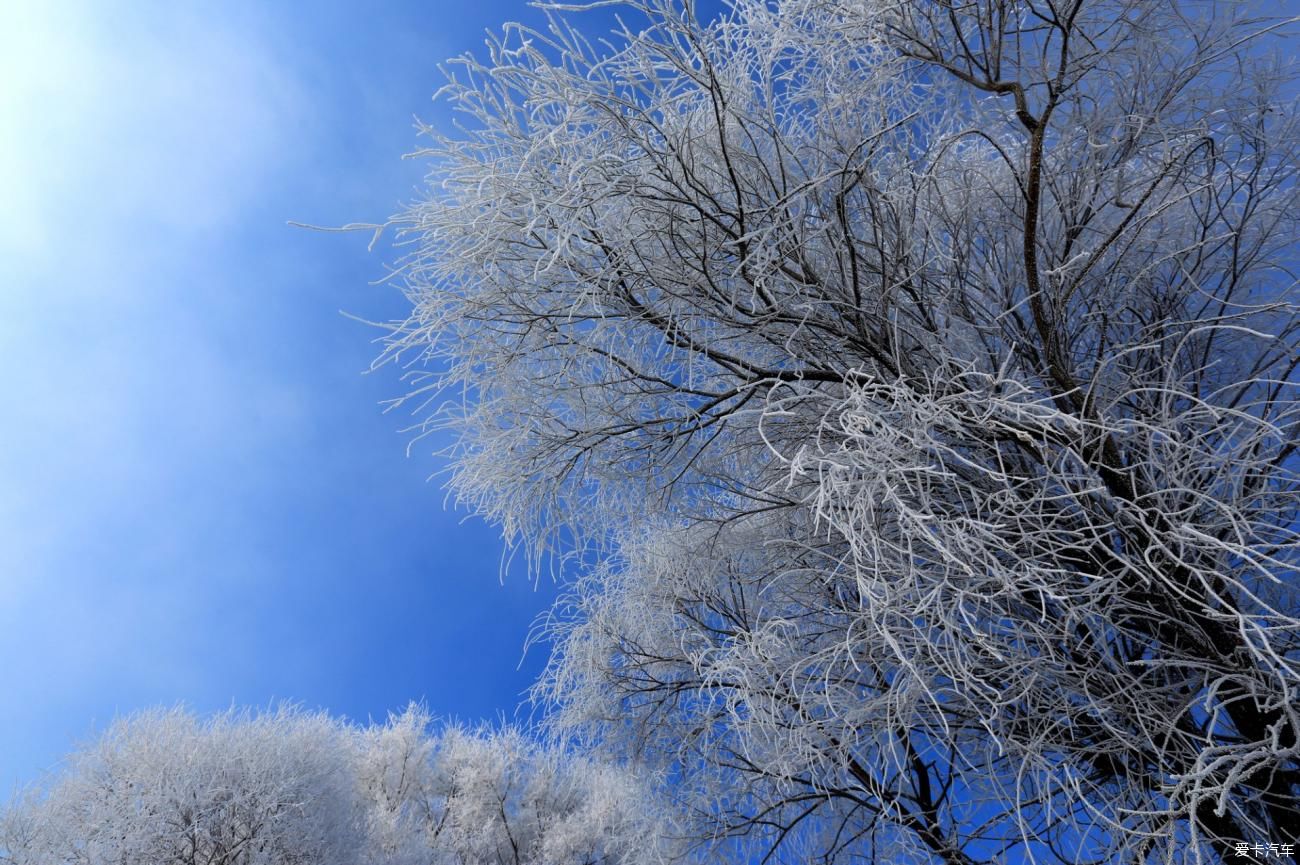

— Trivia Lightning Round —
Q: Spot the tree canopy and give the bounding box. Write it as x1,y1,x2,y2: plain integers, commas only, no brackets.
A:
0,706,675,865
382,0,1300,862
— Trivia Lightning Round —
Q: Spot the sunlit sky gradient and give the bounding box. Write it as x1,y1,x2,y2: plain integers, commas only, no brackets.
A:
0,0,576,794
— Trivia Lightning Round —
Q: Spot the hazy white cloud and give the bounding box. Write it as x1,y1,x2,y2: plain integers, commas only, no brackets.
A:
0,1,304,259
0,0,567,801
0,2,314,697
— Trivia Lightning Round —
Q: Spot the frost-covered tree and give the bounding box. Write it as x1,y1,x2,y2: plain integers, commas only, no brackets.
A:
383,0,1300,862
0,707,366,865
358,704,679,865
0,706,677,865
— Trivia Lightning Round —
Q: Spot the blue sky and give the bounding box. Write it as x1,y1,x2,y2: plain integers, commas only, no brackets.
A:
0,0,582,794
